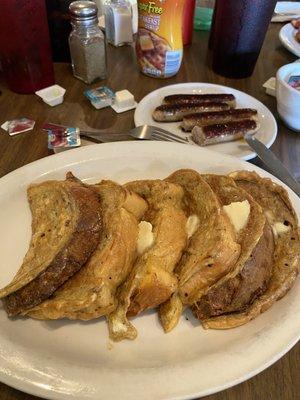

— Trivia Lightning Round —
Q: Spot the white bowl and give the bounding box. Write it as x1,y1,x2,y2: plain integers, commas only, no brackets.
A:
35,84,66,107
276,60,300,132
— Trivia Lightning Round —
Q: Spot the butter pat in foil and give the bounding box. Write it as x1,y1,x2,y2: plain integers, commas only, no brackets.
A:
84,86,115,109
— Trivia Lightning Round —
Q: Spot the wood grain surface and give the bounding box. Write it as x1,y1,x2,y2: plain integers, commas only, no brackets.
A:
0,21,299,400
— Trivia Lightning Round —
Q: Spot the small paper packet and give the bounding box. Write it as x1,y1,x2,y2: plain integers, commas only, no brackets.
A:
42,123,81,149
1,118,35,135
287,75,300,91
84,86,115,109
263,77,276,97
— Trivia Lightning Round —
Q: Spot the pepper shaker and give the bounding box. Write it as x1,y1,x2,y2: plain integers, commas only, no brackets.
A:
69,1,107,84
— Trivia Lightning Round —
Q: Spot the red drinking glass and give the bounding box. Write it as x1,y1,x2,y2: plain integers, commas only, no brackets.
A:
0,0,55,94
182,0,196,45
211,0,277,78
45,0,73,62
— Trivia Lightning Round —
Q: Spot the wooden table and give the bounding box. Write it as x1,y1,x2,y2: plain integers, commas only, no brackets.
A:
0,23,299,400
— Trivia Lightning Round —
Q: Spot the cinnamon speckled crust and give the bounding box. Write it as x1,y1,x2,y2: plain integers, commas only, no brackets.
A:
191,173,267,320
26,180,147,320
168,171,241,305
159,170,241,333
3,173,102,316
193,222,274,319
201,171,299,329
108,179,187,342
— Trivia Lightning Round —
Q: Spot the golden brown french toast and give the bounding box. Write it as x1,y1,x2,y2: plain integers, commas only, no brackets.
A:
159,170,241,333
201,171,300,329
1,173,102,316
108,180,187,341
26,180,148,320
192,174,270,320
2,167,298,341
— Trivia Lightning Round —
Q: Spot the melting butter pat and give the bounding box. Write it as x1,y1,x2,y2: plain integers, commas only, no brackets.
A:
111,320,127,334
137,221,154,255
223,200,250,232
186,214,200,238
273,222,290,236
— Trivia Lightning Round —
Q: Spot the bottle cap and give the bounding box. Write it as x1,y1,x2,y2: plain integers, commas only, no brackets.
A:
69,1,98,21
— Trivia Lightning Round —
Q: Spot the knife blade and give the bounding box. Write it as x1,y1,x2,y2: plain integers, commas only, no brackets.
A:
244,133,300,198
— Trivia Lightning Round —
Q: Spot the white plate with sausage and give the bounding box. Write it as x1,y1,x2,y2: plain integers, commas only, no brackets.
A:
279,22,300,57
134,83,277,161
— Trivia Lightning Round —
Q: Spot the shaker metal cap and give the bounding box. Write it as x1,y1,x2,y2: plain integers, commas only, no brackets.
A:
69,1,98,21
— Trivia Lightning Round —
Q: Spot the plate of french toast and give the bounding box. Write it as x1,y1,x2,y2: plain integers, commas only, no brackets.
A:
134,82,277,160
0,141,299,400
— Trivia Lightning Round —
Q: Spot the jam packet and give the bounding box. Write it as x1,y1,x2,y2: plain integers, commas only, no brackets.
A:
287,75,300,91
42,123,81,149
84,86,115,109
1,118,35,135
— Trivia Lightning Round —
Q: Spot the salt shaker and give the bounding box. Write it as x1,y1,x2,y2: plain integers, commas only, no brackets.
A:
69,1,107,84
104,0,133,47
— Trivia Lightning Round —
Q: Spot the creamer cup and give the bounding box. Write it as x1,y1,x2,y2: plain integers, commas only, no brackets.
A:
276,60,300,132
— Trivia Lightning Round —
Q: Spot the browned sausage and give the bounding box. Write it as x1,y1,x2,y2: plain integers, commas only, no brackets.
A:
191,119,260,146
181,108,258,131
163,94,236,108
152,102,230,122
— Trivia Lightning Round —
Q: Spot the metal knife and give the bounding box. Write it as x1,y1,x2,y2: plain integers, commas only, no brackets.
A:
244,133,300,198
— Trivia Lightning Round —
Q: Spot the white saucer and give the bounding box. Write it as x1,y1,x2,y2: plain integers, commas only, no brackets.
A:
279,22,300,57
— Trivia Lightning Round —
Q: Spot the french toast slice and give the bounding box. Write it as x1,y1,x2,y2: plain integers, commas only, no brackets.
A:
159,170,241,333
108,180,187,341
201,171,300,329
192,174,270,320
27,180,148,320
1,173,102,316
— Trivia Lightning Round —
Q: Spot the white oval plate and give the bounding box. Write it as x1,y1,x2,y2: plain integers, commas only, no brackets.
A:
0,142,299,400
134,83,277,161
279,23,300,57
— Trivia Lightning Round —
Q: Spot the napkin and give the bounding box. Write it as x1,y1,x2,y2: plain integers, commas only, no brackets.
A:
272,1,300,22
